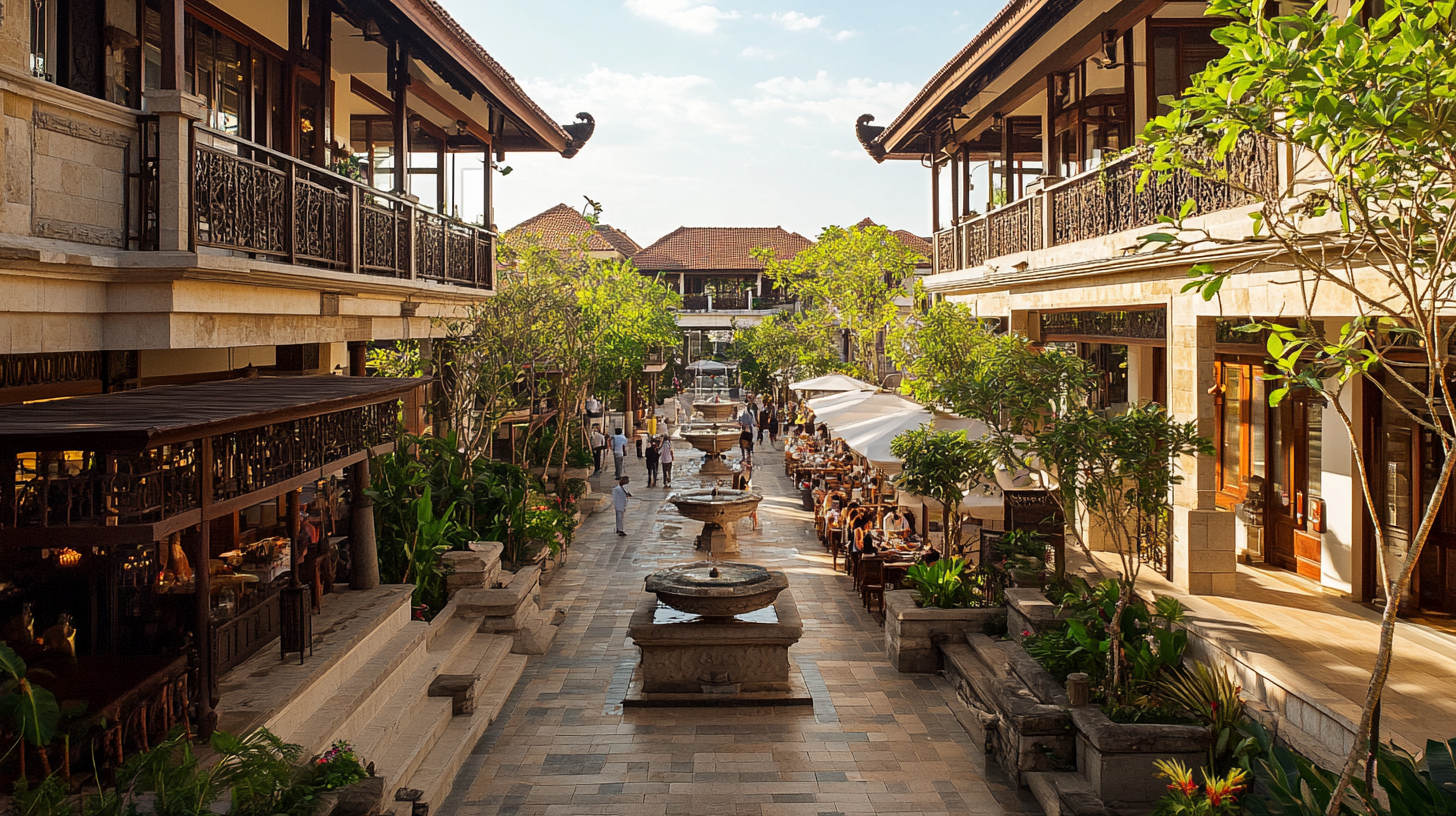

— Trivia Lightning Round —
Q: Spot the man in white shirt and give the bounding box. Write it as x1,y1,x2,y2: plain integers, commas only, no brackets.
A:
612,477,632,536
585,395,602,418
658,435,675,487
589,425,607,474
610,428,630,478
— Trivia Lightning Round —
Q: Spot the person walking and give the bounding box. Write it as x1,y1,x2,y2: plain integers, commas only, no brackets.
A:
612,477,632,536
610,428,630,478
737,406,756,464
659,435,675,487
645,435,661,487
766,403,780,448
589,424,607,474
757,402,771,444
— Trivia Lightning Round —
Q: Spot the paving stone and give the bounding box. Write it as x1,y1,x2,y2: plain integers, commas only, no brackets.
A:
438,422,1030,816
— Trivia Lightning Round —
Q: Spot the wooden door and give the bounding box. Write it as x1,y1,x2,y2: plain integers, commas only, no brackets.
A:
1416,429,1456,613
1266,397,1321,579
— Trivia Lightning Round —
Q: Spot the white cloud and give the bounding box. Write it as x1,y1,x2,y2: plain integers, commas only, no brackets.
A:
770,10,823,30
740,46,779,60
832,30,857,41
522,66,746,144
624,0,739,33
735,71,918,126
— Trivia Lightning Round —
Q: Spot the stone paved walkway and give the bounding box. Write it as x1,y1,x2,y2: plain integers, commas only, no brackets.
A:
438,433,1032,816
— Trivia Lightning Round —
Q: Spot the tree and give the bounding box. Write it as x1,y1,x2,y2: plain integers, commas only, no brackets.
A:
889,428,993,555
1139,0,1456,809
730,310,846,396
758,224,922,384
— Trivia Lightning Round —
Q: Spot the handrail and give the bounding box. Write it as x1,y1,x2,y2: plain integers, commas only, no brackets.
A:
191,125,496,288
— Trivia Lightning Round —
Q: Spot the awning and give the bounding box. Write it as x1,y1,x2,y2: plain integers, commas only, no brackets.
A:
686,360,731,372
0,376,425,452
790,373,876,393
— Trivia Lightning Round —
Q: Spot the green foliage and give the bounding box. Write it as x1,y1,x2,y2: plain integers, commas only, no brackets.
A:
1160,661,1259,772
728,311,847,393
889,427,994,555
1375,737,1456,816
905,557,993,609
991,529,1051,587
0,643,59,747
1030,577,1189,714
757,224,922,384
365,340,422,378
8,728,371,816
1152,759,1251,816
1241,720,1373,816
369,432,532,613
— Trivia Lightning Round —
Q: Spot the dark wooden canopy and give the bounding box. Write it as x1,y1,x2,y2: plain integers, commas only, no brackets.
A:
0,376,425,452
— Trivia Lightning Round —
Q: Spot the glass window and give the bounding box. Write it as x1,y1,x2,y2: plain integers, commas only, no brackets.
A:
1221,366,1243,491
105,0,140,107
1250,375,1266,479
1307,399,1322,500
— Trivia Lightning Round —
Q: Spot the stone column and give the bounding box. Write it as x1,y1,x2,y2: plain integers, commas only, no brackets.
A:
144,90,206,252
1169,311,1236,595
350,458,380,590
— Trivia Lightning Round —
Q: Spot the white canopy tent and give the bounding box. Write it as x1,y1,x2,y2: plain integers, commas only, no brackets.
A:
790,373,877,394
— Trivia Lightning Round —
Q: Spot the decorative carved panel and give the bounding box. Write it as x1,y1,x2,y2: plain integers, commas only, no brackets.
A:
1040,308,1168,342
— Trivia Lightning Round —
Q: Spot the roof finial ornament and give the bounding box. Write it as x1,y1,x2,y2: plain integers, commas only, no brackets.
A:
856,114,886,162
561,112,596,158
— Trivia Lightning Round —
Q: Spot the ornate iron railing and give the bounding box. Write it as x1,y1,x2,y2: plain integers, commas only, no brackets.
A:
191,127,494,288
934,228,955,274
986,196,1041,259
1049,134,1277,247
680,295,709,311
713,294,749,310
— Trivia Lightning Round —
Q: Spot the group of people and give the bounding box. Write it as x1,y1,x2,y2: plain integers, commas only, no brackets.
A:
819,493,924,557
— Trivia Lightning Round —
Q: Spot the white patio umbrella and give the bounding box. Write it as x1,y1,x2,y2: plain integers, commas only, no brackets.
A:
789,373,876,393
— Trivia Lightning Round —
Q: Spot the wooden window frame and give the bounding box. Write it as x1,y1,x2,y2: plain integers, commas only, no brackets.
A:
1214,359,1254,507
1145,19,1224,120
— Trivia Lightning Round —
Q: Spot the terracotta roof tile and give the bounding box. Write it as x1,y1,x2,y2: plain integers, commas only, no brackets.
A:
594,225,642,256
853,218,933,261
632,227,813,271
505,203,614,251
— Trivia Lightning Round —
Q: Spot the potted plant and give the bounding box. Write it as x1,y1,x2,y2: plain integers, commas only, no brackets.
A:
884,557,1001,672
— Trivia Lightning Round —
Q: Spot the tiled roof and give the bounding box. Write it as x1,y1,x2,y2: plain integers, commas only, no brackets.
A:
632,227,813,271
854,218,933,261
594,225,642,256
393,0,577,152
505,204,615,251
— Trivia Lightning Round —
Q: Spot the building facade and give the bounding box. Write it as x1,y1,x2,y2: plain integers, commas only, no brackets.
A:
856,0,1435,609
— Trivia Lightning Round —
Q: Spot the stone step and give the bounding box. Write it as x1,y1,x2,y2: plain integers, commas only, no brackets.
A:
386,653,528,816
1025,771,1111,816
330,614,483,763
275,608,476,756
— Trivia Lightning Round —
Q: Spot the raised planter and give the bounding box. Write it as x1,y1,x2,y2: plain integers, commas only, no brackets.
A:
1005,587,1068,641
941,633,1075,785
884,590,1003,673
1071,705,1209,814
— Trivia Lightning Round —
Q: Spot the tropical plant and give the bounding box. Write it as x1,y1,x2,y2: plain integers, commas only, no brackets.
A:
1138,1,1456,809
1152,759,1250,816
758,223,923,385
1241,720,1372,816
305,740,368,792
991,529,1051,587
1160,661,1258,772
905,557,990,609
889,427,994,556
1374,736,1456,816
729,310,846,394
0,643,59,752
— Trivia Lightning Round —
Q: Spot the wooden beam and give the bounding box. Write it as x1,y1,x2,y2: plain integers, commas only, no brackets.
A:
408,81,493,145
159,0,184,90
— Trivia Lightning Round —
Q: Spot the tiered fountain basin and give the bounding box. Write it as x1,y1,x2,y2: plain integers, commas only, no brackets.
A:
668,487,763,556
680,424,741,476
625,561,809,706
692,401,739,423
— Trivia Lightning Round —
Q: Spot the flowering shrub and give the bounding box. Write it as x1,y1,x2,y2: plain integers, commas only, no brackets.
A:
310,740,369,791
1151,759,1247,816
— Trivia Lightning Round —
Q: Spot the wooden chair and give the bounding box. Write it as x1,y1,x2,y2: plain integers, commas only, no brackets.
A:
829,526,844,570
846,547,861,586
860,556,886,613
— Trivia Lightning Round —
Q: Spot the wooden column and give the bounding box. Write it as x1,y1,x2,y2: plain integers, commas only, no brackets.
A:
391,43,411,194
159,0,184,90
350,459,379,590
961,145,972,215
949,149,960,223
286,490,301,587
929,127,941,232
1001,117,1013,203
196,437,216,736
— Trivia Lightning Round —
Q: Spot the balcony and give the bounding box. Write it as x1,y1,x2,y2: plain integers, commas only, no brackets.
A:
188,128,494,289
678,294,794,313
933,135,1279,276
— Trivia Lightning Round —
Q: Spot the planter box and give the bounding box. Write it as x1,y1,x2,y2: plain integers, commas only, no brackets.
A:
884,590,1003,672
1071,706,1209,814
941,633,1075,785
1005,587,1068,641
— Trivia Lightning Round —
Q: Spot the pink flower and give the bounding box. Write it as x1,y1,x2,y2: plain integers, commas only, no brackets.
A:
1021,630,1033,637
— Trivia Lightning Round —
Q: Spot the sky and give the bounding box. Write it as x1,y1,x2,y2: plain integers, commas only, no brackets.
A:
440,0,999,247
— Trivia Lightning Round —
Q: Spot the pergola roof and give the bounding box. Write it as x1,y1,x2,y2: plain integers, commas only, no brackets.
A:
0,376,425,452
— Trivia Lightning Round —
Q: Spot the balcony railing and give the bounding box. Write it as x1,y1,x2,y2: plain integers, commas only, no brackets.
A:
191,127,494,289
932,134,1278,275
677,294,792,313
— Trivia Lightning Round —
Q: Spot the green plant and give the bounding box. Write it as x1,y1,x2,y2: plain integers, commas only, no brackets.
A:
1160,661,1258,772
889,428,994,555
0,643,59,750
10,774,68,816
306,740,368,792
1242,720,1372,816
1374,737,1456,816
993,529,1050,586
905,557,990,609
1152,759,1250,816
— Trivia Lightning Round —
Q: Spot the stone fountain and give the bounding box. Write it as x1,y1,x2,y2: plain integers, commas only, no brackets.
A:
625,561,809,705
679,424,741,476
692,398,739,423
668,485,763,556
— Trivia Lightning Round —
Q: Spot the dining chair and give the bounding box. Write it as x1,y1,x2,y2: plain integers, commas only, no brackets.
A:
860,556,886,613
